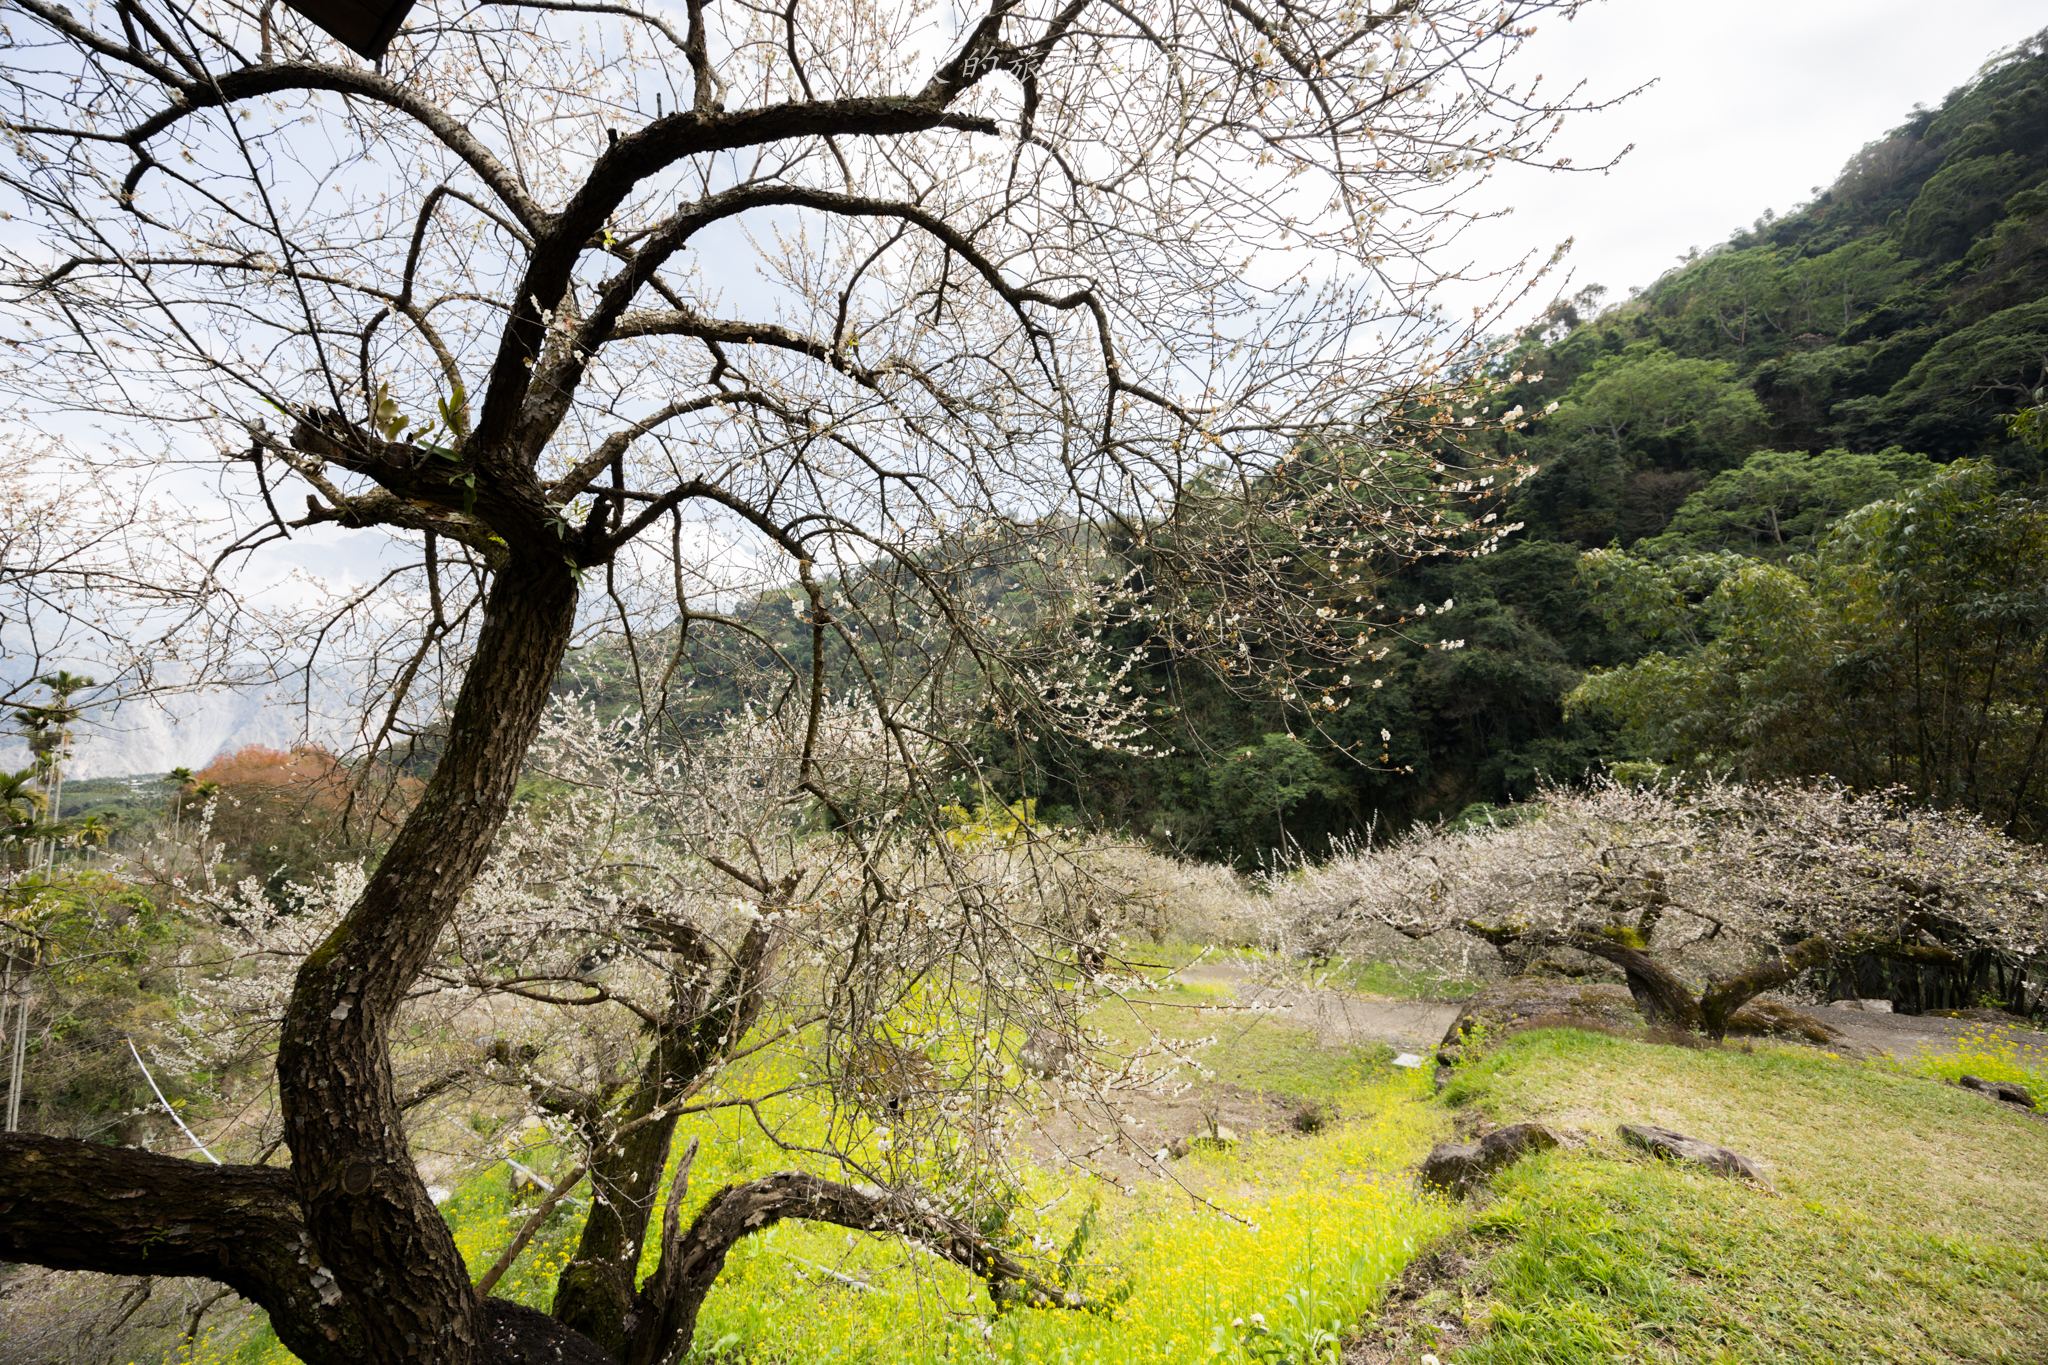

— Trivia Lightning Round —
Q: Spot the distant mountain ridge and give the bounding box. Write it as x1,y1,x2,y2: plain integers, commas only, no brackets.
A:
0,684,342,780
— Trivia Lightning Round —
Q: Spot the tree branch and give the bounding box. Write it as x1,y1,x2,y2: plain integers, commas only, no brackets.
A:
628,1170,1086,1365
0,1134,366,1362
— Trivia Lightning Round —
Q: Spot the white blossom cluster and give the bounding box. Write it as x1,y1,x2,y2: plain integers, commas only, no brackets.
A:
1265,779,2048,997
159,695,1209,1199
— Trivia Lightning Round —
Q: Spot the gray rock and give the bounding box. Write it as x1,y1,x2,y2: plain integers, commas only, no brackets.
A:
1958,1074,2036,1109
1419,1122,1561,1198
1826,998,1893,1013
1619,1123,1768,1184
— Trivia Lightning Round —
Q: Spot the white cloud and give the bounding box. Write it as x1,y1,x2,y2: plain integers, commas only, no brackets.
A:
1462,1,2043,317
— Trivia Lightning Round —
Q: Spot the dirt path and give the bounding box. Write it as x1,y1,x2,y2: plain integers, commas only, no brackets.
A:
1022,955,1465,1183
1174,958,1464,1053
1815,1007,2048,1065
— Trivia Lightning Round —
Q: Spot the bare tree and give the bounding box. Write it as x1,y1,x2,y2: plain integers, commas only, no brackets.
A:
0,0,1604,1359
172,698,1117,1360
0,433,223,715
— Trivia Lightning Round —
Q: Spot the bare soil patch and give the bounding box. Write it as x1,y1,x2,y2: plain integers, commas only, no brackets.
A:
1175,959,1464,1051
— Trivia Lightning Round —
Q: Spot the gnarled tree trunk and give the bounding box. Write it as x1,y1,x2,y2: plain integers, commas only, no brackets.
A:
553,914,775,1356
276,551,581,1362
1469,920,1839,1042
1,551,586,1365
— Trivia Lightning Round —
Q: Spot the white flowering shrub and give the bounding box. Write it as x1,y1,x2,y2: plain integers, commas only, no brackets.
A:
1269,779,2048,1033
170,697,1197,1233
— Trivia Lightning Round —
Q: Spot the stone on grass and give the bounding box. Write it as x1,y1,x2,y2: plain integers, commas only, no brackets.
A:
1826,998,1893,1013
1419,1122,1561,1198
1618,1123,1768,1184
1958,1075,2036,1109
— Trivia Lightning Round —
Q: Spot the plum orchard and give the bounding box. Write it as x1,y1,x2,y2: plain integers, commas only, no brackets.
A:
1,0,1602,1359
1276,780,2048,1035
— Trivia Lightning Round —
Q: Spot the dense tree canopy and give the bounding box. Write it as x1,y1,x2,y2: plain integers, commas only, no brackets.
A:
1022,28,2048,860
1571,461,2048,837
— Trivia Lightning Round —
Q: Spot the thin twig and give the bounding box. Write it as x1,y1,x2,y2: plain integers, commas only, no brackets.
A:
474,1162,589,1298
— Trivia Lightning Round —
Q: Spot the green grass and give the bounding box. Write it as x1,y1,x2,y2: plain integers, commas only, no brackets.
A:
1434,1029,2048,1364
181,997,1450,1365
489,1023,1450,1365
1116,938,1480,1002
1319,957,1483,1002
1893,1023,2047,1110
1088,978,1396,1107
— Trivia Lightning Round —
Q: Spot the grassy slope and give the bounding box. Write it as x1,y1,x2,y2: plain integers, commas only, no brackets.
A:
173,985,2048,1365
191,986,1454,1365
1433,1030,2048,1364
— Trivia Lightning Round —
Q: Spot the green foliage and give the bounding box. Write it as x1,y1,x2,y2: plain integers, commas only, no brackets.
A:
1548,346,1769,464
564,30,2048,864
1033,539,1617,864
1570,461,2048,834
1641,447,1940,559
1492,29,2048,468
1516,344,1767,547
1,868,188,1139
1206,734,1354,859
1897,151,2031,259
54,774,164,832
1852,297,2048,455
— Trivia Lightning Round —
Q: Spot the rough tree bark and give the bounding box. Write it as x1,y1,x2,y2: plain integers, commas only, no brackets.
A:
552,911,777,1356
0,1133,368,1361
1,546,594,1365
275,550,581,1362
627,1170,1083,1365
1696,936,1834,1038
1468,920,1838,1041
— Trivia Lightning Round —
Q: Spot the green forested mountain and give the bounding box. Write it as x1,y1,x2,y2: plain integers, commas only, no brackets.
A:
1511,24,2048,509
563,29,2048,863
1017,27,2048,861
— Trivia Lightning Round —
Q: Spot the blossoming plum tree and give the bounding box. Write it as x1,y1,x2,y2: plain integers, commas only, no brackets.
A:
1276,780,2048,1036
1,0,1604,1358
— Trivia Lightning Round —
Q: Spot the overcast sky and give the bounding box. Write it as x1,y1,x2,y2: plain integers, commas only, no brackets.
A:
28,0,2048,775
1460,1,2045,319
